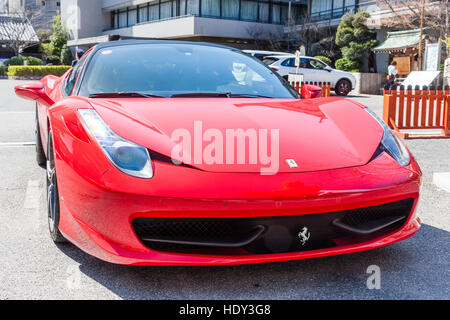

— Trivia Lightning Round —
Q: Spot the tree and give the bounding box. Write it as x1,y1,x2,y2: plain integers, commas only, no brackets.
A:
375,0,450,57
60,44,73,66
49,12,69,56
0,7,43,56
335,11,378,66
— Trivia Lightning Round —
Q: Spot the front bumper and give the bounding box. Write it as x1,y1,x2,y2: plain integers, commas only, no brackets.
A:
55,152,421,266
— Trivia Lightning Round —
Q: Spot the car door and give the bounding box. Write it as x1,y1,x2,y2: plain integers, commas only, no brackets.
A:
278,57,298,78
298,58,325,83
279,58,318,82
308,58,334,84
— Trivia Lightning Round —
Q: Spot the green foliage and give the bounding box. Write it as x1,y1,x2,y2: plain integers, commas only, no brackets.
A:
4,56,43,66
25,56,43,66
7,66,71,77
335,58,360,72
0,66,7,76
40,43,54,56
46,55,61,65
335,11,378,63
4,57,25,66
314,56,332,66
60,45,73,66
49,13,68,56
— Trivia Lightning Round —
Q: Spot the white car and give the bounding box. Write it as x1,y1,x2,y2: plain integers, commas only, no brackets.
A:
262,55,356,96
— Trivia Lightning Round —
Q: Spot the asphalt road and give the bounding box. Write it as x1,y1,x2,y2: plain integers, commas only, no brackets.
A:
0,80,448,300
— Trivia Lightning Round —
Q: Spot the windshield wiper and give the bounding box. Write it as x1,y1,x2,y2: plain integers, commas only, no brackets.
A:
89,92,165,98
227,93,274,98
170,92,231,98
170,92,273,98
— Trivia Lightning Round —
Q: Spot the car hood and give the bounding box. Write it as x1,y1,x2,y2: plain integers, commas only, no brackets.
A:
90,97,383,174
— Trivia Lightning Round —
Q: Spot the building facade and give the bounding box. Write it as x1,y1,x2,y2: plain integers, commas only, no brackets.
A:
62,0,308,48
1,0,60,29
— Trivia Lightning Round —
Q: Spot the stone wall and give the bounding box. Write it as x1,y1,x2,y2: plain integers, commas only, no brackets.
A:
351,73,386,95
444,57,450,87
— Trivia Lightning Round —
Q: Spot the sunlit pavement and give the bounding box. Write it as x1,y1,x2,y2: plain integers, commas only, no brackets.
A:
0,80,448,299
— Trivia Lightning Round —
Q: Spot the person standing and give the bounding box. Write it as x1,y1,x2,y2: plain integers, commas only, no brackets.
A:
387,61,398,89
71,49,85,67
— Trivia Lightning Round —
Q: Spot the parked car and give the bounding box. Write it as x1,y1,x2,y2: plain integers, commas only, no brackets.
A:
243,50,290,60
14,40,421,266
263,55,357,96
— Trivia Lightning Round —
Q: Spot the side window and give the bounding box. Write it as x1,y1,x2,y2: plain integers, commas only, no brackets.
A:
299,58,314,69
281,58,295,67
64,52,89,96
310,59,326,70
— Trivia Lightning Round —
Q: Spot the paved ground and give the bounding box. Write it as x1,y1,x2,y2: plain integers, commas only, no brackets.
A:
0,80,448,300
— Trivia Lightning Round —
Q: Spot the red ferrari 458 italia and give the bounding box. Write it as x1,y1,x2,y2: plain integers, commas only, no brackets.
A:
14,41,421,266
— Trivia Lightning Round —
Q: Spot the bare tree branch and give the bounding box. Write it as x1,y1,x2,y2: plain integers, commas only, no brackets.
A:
0,6,44,56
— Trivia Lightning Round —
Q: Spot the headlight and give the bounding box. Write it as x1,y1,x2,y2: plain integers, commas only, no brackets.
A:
365,108,410,166
78,109,153,178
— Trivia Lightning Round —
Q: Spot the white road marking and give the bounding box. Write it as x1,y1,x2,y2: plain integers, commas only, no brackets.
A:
0,112,34,114
24,180,40,209
433,172,450,193
0,142,35,147
23,180,42,231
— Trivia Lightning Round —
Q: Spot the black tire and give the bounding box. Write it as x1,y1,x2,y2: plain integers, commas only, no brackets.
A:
47,130,66,243
35,105,46,168
335,79,352,96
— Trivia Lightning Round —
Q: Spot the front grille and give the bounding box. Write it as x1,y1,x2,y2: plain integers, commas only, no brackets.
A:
339,200,410,227
132,198,414,255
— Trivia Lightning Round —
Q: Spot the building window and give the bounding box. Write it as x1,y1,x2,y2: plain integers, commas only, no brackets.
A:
202,0,220,18
180,0,187,15
272,3,280,24
187,0,199,16
259,0,269,23
110,0,305,29
128,7,138,25
241,1,258,21
118,10,127,28
139,5,148,23
221,0,239,19
149,3,159,21
160,0,172,19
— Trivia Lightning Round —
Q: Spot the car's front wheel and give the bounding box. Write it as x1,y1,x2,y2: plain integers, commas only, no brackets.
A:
47,130,66,243
335,79,352,96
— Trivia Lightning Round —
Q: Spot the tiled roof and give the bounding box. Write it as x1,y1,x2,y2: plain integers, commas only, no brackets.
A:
373,28,429,53
0,15,39,42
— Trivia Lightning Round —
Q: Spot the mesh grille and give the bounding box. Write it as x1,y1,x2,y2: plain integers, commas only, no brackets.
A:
132,198,414,255
133,220,236,240
340,199,412,227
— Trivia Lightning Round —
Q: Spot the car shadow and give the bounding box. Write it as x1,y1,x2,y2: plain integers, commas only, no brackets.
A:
55,223,449,300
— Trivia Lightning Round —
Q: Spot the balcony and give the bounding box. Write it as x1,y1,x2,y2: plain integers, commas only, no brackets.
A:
308,1,378,24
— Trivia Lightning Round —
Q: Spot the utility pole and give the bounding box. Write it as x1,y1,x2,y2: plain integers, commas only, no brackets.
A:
446,0,449,57
418,0,426,70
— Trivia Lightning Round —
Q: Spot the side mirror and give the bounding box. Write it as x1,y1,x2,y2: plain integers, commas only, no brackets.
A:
14,81,54,106
301,84,323,99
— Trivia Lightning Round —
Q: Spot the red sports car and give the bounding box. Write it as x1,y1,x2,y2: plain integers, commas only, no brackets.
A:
14,41,421,266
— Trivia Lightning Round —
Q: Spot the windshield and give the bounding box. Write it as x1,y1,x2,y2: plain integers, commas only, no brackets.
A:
78,43,298,99
262,57,279,65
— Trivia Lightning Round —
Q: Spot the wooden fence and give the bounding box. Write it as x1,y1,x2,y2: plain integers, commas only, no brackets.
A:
383,84,450,139
290,81,331,98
